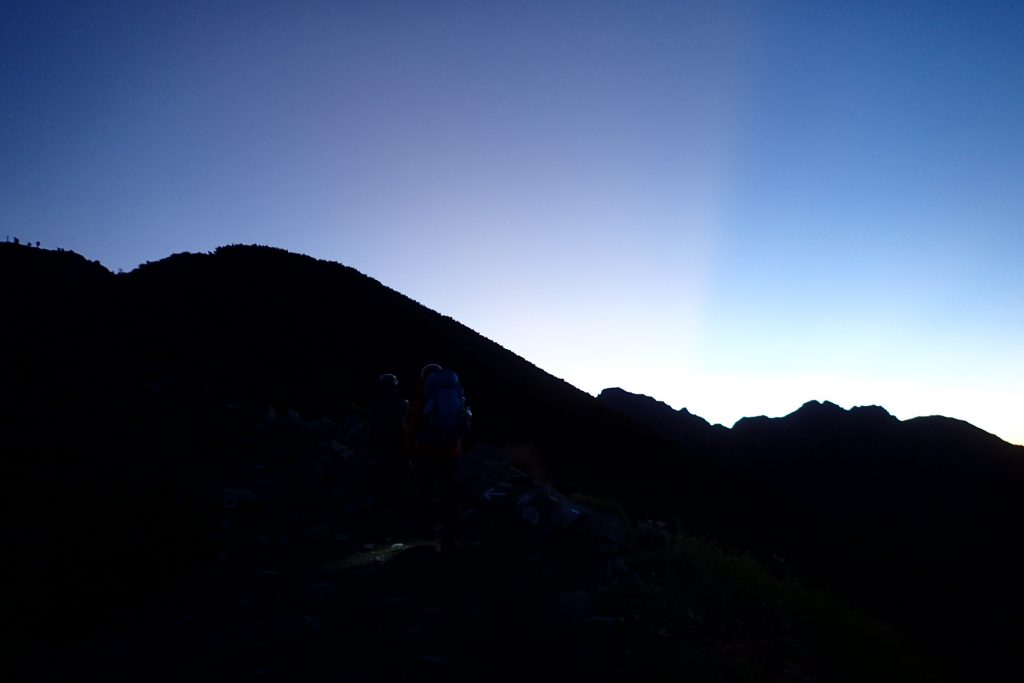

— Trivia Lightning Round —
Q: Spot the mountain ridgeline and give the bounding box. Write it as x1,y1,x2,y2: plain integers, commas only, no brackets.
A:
598,387,1024,676
4,242,1023,680
1,242,730,512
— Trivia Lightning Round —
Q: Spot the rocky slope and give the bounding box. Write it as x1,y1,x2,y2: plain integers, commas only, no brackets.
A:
11,396,924,682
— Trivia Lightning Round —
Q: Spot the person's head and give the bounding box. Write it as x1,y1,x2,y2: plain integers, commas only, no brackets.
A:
420,363,442,379
377,373,399,394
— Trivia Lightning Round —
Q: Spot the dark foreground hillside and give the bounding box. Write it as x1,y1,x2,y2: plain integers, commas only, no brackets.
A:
6,395,927,682
1,243,1020,680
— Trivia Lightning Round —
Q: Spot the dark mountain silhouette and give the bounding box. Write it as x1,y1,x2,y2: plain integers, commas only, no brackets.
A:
1,242,734,516
599,388,1024,679
597,387,731,455
2,243,750,681
3,241,1022,680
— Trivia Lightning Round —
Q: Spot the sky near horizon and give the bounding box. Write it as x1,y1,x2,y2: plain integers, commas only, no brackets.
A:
3,1,1022,444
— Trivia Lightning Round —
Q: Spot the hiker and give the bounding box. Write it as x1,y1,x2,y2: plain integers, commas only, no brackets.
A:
405,363,469,553
369,373,410,528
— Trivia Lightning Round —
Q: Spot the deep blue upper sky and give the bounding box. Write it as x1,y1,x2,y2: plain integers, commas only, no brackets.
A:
3,1,1022,443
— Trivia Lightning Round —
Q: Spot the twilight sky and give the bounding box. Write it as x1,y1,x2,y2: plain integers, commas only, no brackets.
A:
3,1,1022,444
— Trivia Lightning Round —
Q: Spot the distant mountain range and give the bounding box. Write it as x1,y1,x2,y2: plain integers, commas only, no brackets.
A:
598,387,1024,587
3,242,1023,679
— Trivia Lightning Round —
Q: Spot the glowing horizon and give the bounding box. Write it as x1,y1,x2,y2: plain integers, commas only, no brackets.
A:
4,2,1021,446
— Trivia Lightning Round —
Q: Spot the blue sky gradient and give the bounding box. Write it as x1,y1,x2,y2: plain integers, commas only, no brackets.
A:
3,1,1021,443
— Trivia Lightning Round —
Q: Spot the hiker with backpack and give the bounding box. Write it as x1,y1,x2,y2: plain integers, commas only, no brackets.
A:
405,363,470,553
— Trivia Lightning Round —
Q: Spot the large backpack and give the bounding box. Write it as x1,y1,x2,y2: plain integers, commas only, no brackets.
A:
422,369,465,446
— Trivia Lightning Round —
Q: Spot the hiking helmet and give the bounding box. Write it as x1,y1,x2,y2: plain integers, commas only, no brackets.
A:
420,363,442,379
377,373,399,387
